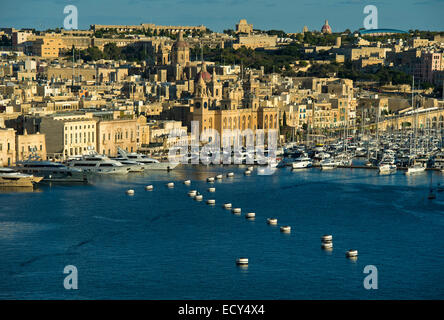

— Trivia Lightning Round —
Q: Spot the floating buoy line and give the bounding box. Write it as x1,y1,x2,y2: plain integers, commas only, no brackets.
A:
126,170,359,266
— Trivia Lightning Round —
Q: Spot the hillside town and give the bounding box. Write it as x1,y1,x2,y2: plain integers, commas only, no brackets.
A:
0,19,443,167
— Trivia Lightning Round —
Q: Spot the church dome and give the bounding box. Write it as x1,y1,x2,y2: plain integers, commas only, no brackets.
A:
172,31,189,50
196,62,212,83
321,20,332,34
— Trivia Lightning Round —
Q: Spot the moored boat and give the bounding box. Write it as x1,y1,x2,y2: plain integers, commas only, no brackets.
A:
0,167,43,187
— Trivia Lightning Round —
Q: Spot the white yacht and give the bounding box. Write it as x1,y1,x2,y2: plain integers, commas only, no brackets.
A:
378,163,397,175
0,167,43,187
111,157,145,172
405,162,426,175
291,156,313,169
320,158,342,170
67,154,130,174
118,148,179,170
15,159,88,182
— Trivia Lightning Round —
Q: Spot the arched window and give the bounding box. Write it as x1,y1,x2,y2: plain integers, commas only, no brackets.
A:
265,115,268,129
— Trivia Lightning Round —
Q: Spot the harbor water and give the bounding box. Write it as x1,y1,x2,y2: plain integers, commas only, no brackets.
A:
0,165,443,299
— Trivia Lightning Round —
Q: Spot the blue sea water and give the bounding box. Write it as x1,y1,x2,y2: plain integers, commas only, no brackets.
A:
0,165,443,299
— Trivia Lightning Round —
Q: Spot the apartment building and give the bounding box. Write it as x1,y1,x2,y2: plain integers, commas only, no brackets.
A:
0,128,16,166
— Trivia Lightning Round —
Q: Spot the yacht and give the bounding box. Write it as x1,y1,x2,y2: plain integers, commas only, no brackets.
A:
405,162,426,175
320,158,342,170
117,148,179,170
291,156,313,169
378,163,397,175
111,157,145,172
67,154,130,174
0,167,43,187
15,159,88,182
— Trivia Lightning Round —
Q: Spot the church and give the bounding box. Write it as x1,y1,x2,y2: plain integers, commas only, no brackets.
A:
153,31,279,143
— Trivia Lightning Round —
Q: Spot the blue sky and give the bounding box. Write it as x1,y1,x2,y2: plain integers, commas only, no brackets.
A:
0,0,443,32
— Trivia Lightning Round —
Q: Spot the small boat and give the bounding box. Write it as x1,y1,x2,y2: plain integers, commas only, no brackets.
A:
291,157,312,169
320,158,341,170
0,167,43,187
405,162,426,175
378,163,397,175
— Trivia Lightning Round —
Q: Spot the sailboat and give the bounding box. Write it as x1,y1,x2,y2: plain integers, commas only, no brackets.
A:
405,76,426,176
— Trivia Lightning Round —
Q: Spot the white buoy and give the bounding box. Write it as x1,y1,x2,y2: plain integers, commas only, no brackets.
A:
223,203,232,209
236,258,249,265
145,185,154,191
188,190,197,197
247,166,254,171
267,218,278,225
166,182,174,188
346,250,358,258
280,226,291,233
244,170,252,176
216,174,223,180
321,242,333,249
183,180,191,185
321,235,333,242
206,199,216,205
194,194,203,201
207,177,215,183
126,189,135,195
245,212,256,219
208,187,216,192
227,172,234,177
232,208,242,214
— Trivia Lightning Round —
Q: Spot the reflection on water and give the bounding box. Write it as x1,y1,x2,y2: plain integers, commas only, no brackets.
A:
0,186,42,194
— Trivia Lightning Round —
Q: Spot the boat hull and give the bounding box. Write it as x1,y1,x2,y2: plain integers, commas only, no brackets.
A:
0,176,43,187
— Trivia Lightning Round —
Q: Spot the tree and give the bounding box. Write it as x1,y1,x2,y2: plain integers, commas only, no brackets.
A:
103,43,122,60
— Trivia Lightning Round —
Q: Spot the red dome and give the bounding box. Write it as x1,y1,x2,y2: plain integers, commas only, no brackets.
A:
321,20,332,34
196,62,212,83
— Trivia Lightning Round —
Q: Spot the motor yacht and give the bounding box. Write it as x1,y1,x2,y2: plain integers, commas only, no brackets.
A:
291,156,313,169
378,163,397,175
0,167,43,187
15,159,88,182
320,158,341,170
405,162,426,175
118,148,179,170
67,153,130,174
